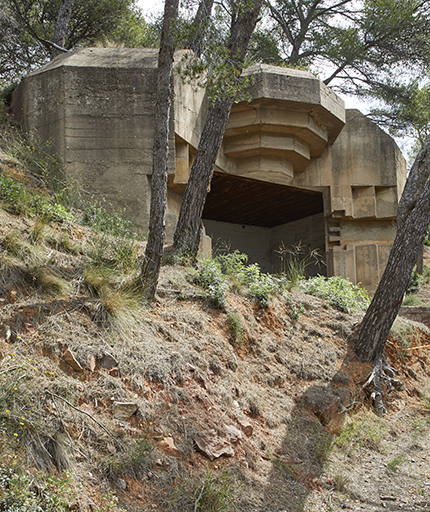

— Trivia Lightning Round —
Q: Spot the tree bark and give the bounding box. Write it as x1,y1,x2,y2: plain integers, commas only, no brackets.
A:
140,0,179,301
354,135,430,362
186,0,215,58
51,0,75,58
173,0,263,260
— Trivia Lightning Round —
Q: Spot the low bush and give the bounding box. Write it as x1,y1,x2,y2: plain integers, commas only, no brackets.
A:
198,259,229,308
298,275,370,313
199,252,283,307
0,173,74,223
81,203,135,239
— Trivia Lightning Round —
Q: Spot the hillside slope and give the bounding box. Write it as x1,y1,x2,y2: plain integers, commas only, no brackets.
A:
0,144,430,512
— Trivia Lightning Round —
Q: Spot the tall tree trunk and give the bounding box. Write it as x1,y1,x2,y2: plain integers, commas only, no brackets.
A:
186,0,215,57
173,96,233,257
355,135,430,362
51,0,74,58
141,0,179,301
173,0,263,259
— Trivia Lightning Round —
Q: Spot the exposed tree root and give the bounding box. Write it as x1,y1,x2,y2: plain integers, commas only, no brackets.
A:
362,354,403,416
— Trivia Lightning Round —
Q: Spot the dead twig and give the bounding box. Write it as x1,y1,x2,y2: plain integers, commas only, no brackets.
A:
46,390,125,451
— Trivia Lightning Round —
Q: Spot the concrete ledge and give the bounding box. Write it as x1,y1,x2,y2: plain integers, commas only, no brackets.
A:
398,306,430,327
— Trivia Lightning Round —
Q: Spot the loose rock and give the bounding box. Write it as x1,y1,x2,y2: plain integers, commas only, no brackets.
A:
63,347,83,372
158,435,181,458
193,430,234,461
113,402,138,421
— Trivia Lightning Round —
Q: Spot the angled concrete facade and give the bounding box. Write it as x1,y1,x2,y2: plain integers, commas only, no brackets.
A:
11,48,407,293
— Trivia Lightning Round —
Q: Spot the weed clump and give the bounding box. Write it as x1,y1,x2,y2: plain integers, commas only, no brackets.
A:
198,259,229,308
226,311,246,345
0,173,74,223
81,203,135,239
198,251,283,307
298,275,370,313
168,470,243,512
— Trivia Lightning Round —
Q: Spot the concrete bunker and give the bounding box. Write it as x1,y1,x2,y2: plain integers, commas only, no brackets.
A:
202,173,325,275
11,48,407,293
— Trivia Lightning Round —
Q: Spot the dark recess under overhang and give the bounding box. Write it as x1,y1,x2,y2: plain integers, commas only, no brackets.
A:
203,173,324,228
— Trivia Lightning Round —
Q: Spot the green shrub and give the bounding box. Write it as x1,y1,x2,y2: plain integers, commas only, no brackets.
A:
0,465,76,511
204,250,285,306
298,275,370,313
407,270,423,293
0,173,75,223
247,268,279,306
215,249,248,276
198,259,229,308
402,295,424,306
285,293,306,319
81,204,135,239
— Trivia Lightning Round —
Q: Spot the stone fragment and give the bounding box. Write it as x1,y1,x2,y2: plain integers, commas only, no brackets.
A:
224,424,242,443
0,324,11,342
89,354,96,372
238,419,253,437
80,403,94,416
109,367,119,377
113,402,138,421
142,387,151,399
193,430,234,461
107,443,116,454
117,479,127,491
101,353,118,371
63,347,83,372
158,435,181,458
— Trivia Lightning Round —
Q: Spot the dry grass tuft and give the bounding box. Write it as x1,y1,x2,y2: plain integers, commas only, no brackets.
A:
0,253,32,291
34,266,73,296
94,287,144,333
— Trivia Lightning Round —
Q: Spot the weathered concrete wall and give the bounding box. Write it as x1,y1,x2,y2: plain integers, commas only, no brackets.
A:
287,110,406,293
204,220,272,272
11,48,178,237
204,213,326,275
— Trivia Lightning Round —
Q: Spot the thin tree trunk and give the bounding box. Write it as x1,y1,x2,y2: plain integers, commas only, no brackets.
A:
141,0,179,301
186,0,215,57
355,135,430,362
173,0,263,260
51,0,74,58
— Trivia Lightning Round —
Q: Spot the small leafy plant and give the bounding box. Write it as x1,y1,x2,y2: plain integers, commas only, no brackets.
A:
386,454,406,473
298,275,370,313
0,173,75,223
198,259,229,308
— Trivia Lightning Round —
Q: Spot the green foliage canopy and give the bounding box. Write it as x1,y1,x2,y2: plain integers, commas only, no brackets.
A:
0,0,137,84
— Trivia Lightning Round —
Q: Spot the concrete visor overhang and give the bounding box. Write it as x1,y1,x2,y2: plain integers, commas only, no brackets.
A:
222,66,345,176
203,173,324,228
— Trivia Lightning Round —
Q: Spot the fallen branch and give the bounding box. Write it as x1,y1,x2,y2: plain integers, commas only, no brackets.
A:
46,390,125,451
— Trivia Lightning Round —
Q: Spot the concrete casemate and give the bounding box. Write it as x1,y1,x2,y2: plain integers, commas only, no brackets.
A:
11,48,407,294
